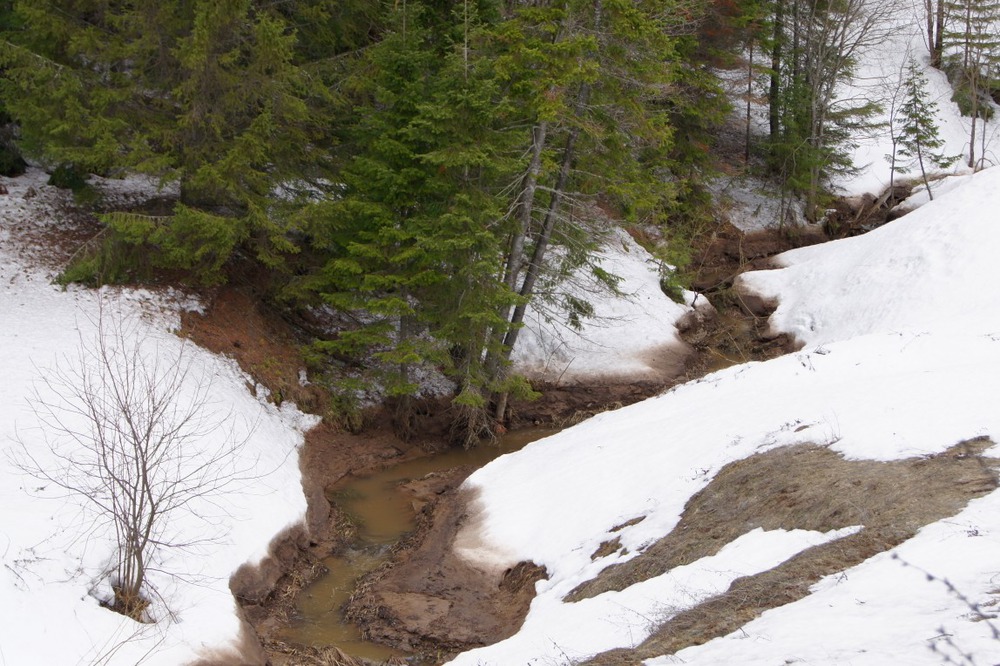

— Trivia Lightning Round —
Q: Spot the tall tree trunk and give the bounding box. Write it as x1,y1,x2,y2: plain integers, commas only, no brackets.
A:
484,121,549,384
492,94,586,423
925,0,935,64
502,121,549,297
492,0,603,423
969,62,979,169
769,0,784,140
917,143,934,200
746,39,754,163
933,0,945,68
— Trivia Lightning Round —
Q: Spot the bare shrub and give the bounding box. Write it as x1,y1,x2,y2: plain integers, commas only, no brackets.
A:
14,301,256,620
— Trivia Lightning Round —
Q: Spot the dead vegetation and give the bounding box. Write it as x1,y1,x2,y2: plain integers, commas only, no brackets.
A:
572,438,999,665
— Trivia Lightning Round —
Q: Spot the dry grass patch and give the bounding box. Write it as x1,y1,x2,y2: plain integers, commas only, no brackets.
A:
573,438,998,665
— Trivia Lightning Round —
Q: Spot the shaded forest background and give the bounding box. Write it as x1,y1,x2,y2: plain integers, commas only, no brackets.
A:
0,0,996,443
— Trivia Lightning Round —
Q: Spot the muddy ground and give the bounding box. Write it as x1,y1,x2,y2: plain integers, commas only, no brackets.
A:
10,166,942,665
176,211,827,665
23,169,913,665
183,283,730,665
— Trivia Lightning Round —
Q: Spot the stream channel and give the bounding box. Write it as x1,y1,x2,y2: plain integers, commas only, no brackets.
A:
278,428,560,662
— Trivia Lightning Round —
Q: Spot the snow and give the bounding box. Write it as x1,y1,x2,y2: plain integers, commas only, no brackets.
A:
652,495,1000,665
5,0,1000,661
736,166,1000,347
443,2,1000,662
511,228,697,383
831,0,1000,197
0,170,315,665
456,526,858,665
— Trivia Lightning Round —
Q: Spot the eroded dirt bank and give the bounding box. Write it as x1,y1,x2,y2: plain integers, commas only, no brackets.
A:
181,284,720,665
344,481,547,656
175,214,828,664
579,439,999,664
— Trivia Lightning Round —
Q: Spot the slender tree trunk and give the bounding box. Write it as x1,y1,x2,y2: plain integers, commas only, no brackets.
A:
503,121,548,296
916,141,933,199
492,95,587,423
484,121,548,383
746,38,754,163
969,68,978,169
492,0,603,423
925,0,946,68
769,0,784,140
505,110,586,352
980,106,989,171
934,0,945,67
925,0,935,64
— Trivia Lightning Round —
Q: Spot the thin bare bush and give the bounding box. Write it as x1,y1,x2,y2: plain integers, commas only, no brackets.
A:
14,301,256,620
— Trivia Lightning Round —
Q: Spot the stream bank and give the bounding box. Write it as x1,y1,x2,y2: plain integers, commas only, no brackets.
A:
180,189,905,664
7,164,915,665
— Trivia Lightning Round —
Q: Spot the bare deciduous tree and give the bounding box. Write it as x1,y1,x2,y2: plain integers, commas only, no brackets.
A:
14,302,255,620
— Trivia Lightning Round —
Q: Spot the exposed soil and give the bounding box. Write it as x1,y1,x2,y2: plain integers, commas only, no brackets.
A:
576,439,999,664
11,166,957,666
344,481,547,657
180,283,707,665
177,211,840,665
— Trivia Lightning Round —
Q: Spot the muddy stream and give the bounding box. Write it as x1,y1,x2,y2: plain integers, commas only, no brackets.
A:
277,428,559,662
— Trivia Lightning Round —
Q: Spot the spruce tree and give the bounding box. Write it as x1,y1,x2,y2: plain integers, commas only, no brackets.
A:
0,0,369,282
484,0,707,420
299,0,717,439
893,59,959,200
297,0,517,442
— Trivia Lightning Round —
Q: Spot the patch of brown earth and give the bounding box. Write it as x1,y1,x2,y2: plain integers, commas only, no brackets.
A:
572,438,998,665
686,221,829,294
344,479,547,658
234,421,446,665
180,285,327,414
177,277,706,665
507,377,682,429
251,224,812,664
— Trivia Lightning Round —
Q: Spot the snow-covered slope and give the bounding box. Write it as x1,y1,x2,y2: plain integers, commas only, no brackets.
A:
445,5,1000,655
510,228,698,384
447,166,1000,666
799,0,999,198
0,170,314,665
736,166,1000,346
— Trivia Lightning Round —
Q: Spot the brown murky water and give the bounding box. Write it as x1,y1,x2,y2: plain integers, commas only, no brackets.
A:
280,428,560,661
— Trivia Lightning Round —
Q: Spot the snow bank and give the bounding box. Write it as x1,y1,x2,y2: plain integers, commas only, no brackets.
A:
829,0,999,197
0,170,314,665
736,166,1000,346
448,144,1000,666
658,491,1000,665
511,228,697,383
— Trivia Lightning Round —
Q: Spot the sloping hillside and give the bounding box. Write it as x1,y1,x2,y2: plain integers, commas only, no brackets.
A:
436,1,1000,661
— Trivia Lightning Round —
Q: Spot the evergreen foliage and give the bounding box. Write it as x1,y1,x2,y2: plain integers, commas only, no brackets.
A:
294,0,518,440
294,0,718,439
892,58,960,199
0,0,358,282
0,0,731,441
941,0,1000,168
